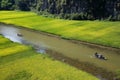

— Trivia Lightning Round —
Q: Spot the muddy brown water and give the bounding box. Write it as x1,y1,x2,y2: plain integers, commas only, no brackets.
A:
0,24,120,75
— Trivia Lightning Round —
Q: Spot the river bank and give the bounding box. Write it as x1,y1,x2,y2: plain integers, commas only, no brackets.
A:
0,35,100,80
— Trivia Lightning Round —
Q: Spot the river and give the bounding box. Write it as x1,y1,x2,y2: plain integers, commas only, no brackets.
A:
0,24,120,74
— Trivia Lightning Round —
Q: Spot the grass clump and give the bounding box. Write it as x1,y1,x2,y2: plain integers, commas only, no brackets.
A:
6,70,32,80
115,70,120,80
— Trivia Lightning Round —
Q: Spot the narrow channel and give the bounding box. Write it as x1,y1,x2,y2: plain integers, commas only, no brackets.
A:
0,24,120,73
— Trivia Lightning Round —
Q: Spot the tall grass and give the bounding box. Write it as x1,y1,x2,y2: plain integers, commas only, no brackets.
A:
0,11,119,48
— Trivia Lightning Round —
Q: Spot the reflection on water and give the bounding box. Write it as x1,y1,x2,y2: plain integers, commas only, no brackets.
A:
0,25,46,53
0,24,120,72
0,26,23,43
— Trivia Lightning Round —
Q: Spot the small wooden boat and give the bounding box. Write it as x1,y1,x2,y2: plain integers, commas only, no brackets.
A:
17,33,23,37
94,52,107,60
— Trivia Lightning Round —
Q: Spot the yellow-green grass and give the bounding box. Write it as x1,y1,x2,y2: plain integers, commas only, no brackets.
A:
0,36,98,80
0,36,30,57
0,11,120,48
0,11,35,20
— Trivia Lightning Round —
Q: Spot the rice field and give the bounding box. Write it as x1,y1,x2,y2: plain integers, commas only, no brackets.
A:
0,35,98,80
0,11,120,48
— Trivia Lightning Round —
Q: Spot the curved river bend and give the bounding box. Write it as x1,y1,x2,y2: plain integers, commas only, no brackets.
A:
0,24,120,73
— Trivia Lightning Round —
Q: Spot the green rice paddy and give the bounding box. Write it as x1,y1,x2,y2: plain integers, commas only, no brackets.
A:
0,11,120,48
0,35,98,80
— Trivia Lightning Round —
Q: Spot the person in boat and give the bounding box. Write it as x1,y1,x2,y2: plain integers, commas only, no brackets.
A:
94,52,107,60
95,52,98,57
